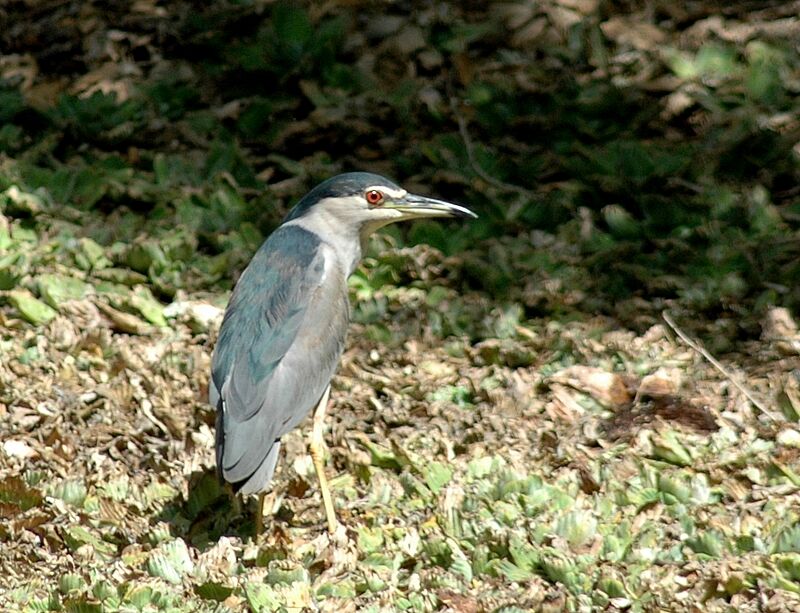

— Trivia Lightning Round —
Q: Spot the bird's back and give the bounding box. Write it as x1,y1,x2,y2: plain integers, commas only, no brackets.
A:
210,224,349,494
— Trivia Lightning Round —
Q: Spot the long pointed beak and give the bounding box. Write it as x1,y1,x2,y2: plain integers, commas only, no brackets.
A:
387,193,478,220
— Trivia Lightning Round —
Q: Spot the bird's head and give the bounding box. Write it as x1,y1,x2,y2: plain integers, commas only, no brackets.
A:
284,172,476,243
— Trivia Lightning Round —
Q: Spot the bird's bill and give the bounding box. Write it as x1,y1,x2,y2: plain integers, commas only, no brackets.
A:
386,194,478,219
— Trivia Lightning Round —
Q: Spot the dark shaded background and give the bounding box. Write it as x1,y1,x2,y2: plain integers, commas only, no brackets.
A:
2,1,798,341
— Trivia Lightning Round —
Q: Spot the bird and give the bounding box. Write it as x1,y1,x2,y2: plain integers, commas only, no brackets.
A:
209,172,476,536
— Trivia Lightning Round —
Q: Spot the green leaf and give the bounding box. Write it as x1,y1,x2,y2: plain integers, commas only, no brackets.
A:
185,471,225,521
467,456,503,480
52,480,87,507
126,239,167,274
360,439,403,470
651,430,693,466
265,564,309,586
449,541,473,582
91,580,116,602
92,267,148,286
142,481,178,507
38,274,90,308
10,224,37,243
773,523,800,553
147,538,194,584
78,237,112,270
6,289,57,324
508,536,538,572
554,510,597,549
656,474,691,504
122,585,153,609
496,559,533,582
63,597,103,613
424,462,452,494
597,575,628,599
244,582,280,612
686,530,727,558
0,185,46,216
195,582,234,602
539,550,583,590
777,554,800,583
58,573,85,595
63,526,117,559
273,2,312,54
0,476,43,512
357,526,385,554
315,579,356,599
127,286,167,326
602,204,640,238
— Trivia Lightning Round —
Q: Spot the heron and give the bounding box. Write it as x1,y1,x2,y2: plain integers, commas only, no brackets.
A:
210,172,476,535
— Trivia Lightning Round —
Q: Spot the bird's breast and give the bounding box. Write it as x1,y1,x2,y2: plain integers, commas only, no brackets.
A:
294,245,350,358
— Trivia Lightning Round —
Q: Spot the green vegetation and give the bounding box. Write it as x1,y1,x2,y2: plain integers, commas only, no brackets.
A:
1,1,799,611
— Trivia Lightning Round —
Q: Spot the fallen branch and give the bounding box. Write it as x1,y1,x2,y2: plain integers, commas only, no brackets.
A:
448,96,535,199
662,310,780,422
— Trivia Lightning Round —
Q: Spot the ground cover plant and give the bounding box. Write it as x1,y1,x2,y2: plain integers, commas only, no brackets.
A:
1,0,800,611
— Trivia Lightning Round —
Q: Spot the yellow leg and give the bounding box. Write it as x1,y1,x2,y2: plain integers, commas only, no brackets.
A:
309,386,338,534
255,492,266,538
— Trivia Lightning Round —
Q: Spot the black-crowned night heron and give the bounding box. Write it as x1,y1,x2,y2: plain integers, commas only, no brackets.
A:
210,172,476,535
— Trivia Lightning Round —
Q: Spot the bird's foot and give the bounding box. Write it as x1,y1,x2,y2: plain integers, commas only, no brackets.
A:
310,521,357,577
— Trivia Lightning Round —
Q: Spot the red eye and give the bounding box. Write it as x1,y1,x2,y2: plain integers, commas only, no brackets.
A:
365,190,384,206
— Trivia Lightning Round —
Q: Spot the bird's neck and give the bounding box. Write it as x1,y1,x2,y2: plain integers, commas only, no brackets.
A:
285,212,363,276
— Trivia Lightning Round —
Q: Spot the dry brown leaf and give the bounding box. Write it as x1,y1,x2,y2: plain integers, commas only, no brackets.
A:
762,307,800,356
684,16,800,45
0,54,38,91
394,25,426,55
69,62,140,101
638,368,682,397
601,16,667,50
511,17,549,48
96,301,153,335
438,590,482,613
501,2,536,30
547,5,582,31
548,383,585,421
559,0,599,15
550,365,632,408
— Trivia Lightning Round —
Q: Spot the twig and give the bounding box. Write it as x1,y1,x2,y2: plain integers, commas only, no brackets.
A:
448,96,535,199
662,311,780,422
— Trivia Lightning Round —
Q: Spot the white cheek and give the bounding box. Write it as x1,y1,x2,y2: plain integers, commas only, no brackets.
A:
360,209,403,238
356,203,401,223
377,208,403,219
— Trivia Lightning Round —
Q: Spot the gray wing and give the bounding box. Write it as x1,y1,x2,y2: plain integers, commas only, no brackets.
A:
210,225,348,490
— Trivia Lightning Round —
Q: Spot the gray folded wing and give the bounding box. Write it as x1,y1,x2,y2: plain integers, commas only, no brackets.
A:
210,225,348,491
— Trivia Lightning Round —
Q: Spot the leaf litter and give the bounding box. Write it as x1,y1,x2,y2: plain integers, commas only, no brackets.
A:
1,0,800,611
3,213,800,610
